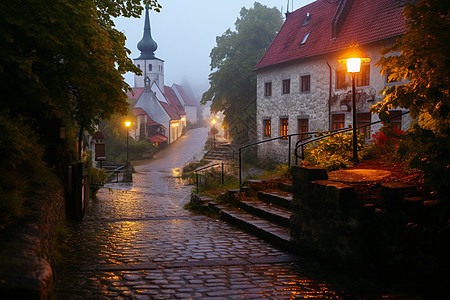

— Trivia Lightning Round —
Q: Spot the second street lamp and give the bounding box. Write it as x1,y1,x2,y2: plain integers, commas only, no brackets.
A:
338,46,370,162
212,118,216,150
125,121,131,163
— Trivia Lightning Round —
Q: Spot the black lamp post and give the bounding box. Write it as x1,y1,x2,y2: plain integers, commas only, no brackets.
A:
339,46,371,162
125,121,131,163
212,118,216,150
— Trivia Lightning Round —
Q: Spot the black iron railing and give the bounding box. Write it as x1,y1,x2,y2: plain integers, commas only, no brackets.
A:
238,111,410,188
194,162,225,192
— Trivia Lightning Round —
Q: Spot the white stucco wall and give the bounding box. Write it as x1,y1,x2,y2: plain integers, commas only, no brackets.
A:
134,58,165,88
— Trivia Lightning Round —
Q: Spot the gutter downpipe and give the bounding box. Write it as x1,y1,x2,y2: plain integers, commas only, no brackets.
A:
326,58,332,131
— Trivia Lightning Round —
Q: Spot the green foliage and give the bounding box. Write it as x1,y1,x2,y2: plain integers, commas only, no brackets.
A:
202,2,282,141
0,113,54,226
0,0,160,170
395,125,450,199
304,132,368,171
372,0,450,134
262,164,291,179
182,159,211,174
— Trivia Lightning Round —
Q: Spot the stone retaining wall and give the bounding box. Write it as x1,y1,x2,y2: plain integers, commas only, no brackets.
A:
0,181,66,299
290,165,449,285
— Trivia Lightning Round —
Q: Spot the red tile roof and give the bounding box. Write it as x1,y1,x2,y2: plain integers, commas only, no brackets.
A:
172,84,198,106
133,107,147,116
159,101,180,120
164,85,186,116
127,88,144,100
150,135,167,143
254,0,406,70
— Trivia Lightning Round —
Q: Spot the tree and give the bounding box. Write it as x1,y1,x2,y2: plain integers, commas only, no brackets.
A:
372,0,450,134
0,0,161,164
202,2,282,143
372,0,450,198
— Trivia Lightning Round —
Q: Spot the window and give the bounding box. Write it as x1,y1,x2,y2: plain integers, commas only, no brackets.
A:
302,12,310,26
300,32,310,46
280,118,289,139
264,82,272,96
301,75,310,92
356,64,370,87
332,113,345,130
137,64,140,69
263,119,271,137
386,110,402,130
335,69,346,89
298,118,309,139
149,64,152,71
357,112,371,137
282,79,290,94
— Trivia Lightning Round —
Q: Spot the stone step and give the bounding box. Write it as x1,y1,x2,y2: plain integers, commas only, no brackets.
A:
237,198,291,228
257,191,292,209
209,202,293,252
278,182,293,193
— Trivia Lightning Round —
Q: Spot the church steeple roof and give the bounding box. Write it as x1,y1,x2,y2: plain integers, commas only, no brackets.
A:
136,5,158,60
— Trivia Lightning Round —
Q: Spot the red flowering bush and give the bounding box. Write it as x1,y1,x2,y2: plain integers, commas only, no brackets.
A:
370,125,404,158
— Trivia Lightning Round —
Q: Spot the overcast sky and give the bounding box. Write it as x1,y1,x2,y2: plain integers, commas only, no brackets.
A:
114,0,314,99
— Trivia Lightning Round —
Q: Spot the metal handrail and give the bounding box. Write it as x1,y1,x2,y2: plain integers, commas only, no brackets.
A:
294,110,411,160
193,162,225,192
238,111,410,188
238,128,347,187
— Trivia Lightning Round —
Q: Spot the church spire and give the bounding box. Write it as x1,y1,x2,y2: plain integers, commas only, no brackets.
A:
137,5,158,59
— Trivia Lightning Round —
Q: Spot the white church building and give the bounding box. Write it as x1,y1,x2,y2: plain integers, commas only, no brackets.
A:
128,5,199,147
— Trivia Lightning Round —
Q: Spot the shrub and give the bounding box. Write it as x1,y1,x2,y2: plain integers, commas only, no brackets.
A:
370,124,404,159
303,132,368,171
396,124,450,200
0,113,53,226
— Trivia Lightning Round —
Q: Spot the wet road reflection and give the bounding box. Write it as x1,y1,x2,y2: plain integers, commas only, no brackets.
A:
57,127,423,299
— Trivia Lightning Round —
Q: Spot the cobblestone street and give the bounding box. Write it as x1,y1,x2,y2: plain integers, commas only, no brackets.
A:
56,128,421,299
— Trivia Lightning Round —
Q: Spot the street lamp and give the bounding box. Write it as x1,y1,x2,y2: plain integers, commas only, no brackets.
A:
212,118,216,149
338,46,370,161
125,121,131,162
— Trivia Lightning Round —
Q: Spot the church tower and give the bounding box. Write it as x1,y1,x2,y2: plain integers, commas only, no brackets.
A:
134,5,164,88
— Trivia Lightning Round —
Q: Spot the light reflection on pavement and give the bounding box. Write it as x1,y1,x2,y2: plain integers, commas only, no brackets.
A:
56,127,422,299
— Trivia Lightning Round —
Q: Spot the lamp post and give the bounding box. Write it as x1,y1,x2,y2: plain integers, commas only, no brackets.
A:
212,118,216,150
338,46,370,162
125,121,131,163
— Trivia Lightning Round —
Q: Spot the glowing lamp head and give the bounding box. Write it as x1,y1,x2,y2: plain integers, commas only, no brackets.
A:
212,119,216,125
346,58,361,73
125,121,131,127
338,45,370,73
181,117,186,122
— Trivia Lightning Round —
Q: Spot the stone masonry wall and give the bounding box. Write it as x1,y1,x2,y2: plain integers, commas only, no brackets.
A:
255,41,412,162
0,181,66,299
290,165,449,286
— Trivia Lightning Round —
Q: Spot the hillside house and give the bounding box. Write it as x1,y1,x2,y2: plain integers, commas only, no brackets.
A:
254,0,411,161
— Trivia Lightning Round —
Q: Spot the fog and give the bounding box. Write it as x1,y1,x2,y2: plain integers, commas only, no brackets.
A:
115,0,314,100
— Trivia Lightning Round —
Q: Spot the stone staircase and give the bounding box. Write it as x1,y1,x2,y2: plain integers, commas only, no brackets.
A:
204,142,236,161
195,178,294,251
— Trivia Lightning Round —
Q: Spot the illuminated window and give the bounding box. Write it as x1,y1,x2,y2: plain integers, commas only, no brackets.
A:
282,79,290,94
298,118,309,139
356,64,370,87
263,119,271,137
264,82,272,96
332,113,345,130
280,118,289,139
301,75,310,92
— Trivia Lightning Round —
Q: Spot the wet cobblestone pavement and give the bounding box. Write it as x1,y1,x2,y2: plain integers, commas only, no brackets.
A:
56,128,423,299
